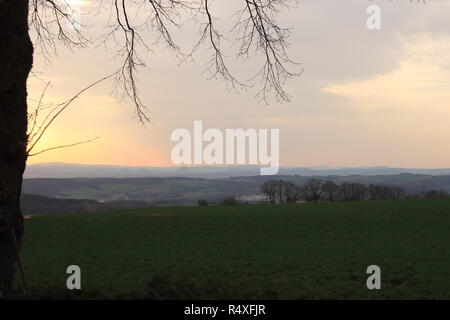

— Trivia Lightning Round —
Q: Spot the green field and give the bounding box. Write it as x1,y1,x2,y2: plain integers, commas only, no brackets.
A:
22,199,450,299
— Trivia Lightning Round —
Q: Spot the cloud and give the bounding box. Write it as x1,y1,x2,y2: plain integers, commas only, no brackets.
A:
322,34,450,110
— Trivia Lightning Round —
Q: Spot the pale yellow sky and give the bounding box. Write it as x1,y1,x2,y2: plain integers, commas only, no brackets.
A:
27,0,450,168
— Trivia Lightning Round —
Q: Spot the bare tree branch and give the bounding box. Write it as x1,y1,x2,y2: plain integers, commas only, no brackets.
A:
27,74,114,155
236,0,302,103
30,0,88,62
28,137,100,157
28,0,321,125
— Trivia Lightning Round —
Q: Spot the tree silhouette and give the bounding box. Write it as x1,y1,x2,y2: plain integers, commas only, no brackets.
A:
0,0,300,294
301,178,324,202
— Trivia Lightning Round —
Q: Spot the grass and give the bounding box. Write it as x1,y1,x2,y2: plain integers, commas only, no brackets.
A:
21,199,450,299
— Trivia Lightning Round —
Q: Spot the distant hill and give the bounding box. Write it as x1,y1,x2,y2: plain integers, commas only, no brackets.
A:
22,174,450,206
25,162,450,179
21,194,159,215
22,194,100,215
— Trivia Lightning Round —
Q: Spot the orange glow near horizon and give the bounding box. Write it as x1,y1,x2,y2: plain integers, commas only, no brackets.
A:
26,2,450,169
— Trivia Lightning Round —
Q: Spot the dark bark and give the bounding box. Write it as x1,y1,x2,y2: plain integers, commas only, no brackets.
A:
0,0,33,295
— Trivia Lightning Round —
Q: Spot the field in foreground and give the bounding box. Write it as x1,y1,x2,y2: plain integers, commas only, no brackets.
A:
22,199,450,299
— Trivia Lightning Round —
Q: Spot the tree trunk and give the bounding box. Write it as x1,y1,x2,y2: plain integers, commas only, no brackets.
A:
0,0,33,295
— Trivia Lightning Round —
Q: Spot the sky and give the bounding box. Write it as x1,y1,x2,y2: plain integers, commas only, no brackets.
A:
27,0,450,168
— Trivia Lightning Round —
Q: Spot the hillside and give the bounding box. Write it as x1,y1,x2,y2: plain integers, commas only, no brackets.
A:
22,174,450,204
21,194,157,216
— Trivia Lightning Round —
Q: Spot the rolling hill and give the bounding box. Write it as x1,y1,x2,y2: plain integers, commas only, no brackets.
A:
22,174,450,205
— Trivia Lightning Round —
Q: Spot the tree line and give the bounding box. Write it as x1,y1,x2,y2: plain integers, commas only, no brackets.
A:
260,178,449,204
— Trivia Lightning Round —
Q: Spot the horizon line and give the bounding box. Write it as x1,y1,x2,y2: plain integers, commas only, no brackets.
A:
26,162,450,171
